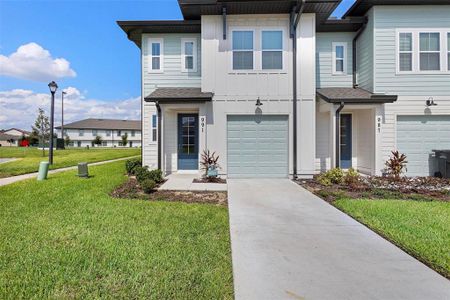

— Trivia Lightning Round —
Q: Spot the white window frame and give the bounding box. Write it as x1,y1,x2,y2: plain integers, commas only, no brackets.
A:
230,28,256,71
447,32,450,71
396,28,449,75
79,129,84,137
261,29,284,71
151,114,157,143
419,32,441,72
148,38,164,73
332,42,347,75
181,38,197,73
398,32,413,72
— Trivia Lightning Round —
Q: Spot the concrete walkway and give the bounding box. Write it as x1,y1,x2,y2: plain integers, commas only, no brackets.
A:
159,173,227,191
0,156,136,187
228,179,450,300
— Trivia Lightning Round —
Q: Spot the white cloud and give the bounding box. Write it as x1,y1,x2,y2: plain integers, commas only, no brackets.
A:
0,87,140,130
0,43,76,81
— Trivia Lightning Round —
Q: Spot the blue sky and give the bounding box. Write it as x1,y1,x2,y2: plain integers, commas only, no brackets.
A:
0,0,355,129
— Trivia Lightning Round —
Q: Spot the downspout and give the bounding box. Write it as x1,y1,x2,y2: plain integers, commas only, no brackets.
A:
352,17,368,88
291,0,305,179
335,102,345,168
155,101,162,170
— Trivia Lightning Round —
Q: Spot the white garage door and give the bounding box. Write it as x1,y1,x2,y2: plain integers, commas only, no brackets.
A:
227,115,289,178
397,115,450,177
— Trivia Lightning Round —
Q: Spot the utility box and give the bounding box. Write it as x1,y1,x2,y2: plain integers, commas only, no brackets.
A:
56,138,65,149
78,162,89,178
37,161,50,180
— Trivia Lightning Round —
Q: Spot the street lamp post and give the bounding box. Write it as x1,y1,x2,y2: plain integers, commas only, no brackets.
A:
61,91,67,138
48,81,58,164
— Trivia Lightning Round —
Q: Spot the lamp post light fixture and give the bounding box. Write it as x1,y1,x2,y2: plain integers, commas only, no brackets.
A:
48,81,58,164
61,91,67,138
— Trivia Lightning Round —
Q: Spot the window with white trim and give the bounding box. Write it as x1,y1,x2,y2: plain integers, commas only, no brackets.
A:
152,114,157,142
232,31,254,70
106,130,111,137
447,32,450,70
79,129,84,137
419,32,440,71
332,42,347,75
92,129,97,136
181,38,197,72
262,31,283,70
399,32,413,71
148,38,163,72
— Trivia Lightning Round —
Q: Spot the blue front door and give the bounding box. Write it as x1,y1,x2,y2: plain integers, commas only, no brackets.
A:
340,114,352,169
178,114,199,170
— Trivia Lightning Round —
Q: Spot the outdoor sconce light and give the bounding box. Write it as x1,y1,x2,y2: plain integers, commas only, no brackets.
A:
426,97,437,107
256,97,263,106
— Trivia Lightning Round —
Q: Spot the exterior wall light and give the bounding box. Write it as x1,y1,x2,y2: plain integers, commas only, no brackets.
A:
426,97,437,107
256,97,263,106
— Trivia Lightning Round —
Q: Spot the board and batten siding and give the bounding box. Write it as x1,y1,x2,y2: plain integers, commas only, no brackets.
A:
141,33,201,168
316,32,354,88
373,6,450,96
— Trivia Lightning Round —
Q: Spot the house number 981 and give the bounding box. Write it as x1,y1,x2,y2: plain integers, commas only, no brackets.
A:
201,117,205,133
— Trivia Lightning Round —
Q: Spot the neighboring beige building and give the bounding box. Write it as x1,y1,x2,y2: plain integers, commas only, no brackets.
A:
0,128,30,147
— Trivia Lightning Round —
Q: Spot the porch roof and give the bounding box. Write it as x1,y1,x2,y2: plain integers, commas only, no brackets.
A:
316,87,398,104
145,88,214,103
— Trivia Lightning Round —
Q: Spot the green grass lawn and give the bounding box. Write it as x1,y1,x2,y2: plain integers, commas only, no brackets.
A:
0,147,140,178
0,161,233,299
334,199,450,278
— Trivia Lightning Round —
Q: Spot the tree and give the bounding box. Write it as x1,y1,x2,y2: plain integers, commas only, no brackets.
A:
31,108,50,157
121,133,128,147
93,135,103,146
64,135,71,147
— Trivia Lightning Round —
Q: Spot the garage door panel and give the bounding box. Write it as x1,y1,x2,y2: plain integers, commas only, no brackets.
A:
397,115,450,177
227,115,289,178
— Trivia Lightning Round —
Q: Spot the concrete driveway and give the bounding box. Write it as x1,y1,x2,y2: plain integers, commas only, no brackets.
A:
228,179,450,300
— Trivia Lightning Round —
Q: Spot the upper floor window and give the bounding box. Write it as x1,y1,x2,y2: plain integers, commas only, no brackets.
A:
79,129,84,137
131,130,135,137
152,114,157,142
262,31,283,70
92,129,97,136
420,32,440,71
148,38,163,72
232,30,254,70
181,38,197,72
397,29,449,74
105,130,111,137
117,130,122,137
332,42,347,75
399,33,413,71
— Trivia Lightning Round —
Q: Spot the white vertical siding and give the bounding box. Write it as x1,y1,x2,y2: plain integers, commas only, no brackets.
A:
355,109,375,174
315,110,331,172
316,32,354,88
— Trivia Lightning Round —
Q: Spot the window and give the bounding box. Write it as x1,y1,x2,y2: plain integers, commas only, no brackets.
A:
148,38,163,72
131,130,135,137
79,129,84,137
399,33,413,71
181,39,197,72
102,141,107,146
117,130,121,137
92,129,97,136
232,31,254,70
448,33,450,70
152,114,157,142
262,31,283,70
332,42,347,75
420,32,440,71
106,130,111,137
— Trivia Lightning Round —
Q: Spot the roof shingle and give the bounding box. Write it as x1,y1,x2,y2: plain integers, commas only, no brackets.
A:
55,119,141,130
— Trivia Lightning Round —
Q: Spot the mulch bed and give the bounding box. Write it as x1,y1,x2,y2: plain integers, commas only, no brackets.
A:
192,177,227,184
296,176,450,203
111,177,227,206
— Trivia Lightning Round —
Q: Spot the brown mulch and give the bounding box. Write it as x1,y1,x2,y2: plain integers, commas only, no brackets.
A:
111,177,227,206
296,178,450,203
193,177,227,184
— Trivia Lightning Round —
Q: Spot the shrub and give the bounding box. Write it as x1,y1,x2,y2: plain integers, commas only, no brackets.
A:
148,169,163,183
140,179,156,193
344,168,360,185
385,150,408,180
317,168,345,185
135,166,151,183
125,158,142,175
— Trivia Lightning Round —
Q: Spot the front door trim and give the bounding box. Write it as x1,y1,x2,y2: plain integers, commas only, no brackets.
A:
177,113,199,170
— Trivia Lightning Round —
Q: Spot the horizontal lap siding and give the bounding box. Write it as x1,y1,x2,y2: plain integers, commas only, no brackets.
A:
141,33,201,168
316,32,354,88
357,8,374,92
373,6,450,96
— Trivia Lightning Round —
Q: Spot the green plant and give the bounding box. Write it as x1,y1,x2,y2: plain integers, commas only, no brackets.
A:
134,166,163,184
140,179,156,193
317,168,345,185
125,158,142,175
344,168,360,185
200,150,220,178
148,169,163,183
93,135,103,146
385,150,408,180
121,133,128,147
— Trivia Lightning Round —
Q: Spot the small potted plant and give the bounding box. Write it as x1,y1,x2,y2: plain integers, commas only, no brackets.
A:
200,150,220,180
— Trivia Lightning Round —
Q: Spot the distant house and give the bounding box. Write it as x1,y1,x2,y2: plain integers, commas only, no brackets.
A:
56,118,141,148
0,128,30,147
2,128,30,137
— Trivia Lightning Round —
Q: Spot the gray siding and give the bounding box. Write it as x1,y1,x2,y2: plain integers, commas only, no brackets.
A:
373,6,450,95
356,8,374,92
316,32,354,88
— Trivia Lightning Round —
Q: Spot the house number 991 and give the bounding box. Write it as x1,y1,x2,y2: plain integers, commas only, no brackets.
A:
201,117,205,133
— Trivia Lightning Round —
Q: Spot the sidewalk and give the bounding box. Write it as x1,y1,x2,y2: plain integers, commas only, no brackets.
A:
0,156,136,187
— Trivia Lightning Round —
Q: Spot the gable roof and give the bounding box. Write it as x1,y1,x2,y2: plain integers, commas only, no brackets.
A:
0,133,19,141
2,128,31,136
344,0,450,17
55,119,141,130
